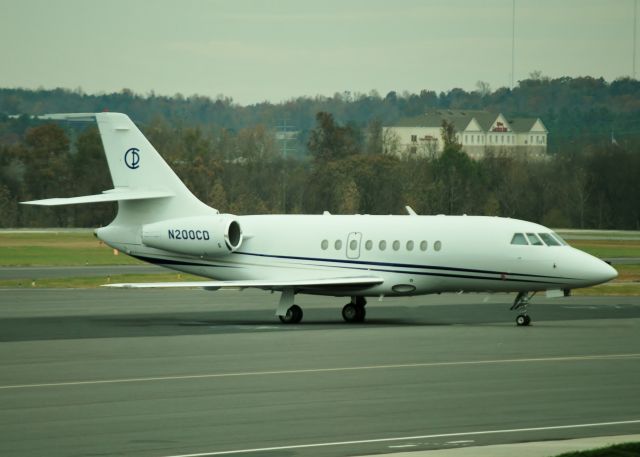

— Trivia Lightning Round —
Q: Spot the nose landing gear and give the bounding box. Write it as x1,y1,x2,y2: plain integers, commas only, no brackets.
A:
515,313,531,326
511,291,535,326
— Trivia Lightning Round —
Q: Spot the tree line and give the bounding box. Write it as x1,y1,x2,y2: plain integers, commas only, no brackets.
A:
0,112,638,229
2,74,640,152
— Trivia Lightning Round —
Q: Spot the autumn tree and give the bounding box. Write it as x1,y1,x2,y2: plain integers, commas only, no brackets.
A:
307,112,360,161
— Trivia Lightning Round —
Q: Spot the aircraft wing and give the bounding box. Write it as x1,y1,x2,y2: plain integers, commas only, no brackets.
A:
103,276,383,290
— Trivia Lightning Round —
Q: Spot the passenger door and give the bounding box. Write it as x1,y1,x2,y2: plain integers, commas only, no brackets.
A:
346,232,362,259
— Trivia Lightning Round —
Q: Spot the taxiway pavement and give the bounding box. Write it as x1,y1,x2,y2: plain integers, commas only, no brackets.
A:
0,288,639,457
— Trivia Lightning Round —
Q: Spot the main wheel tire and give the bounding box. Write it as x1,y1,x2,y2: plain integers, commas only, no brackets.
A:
342,303,357,323
516,314,530,326
342,304,366,323
279,304,303,324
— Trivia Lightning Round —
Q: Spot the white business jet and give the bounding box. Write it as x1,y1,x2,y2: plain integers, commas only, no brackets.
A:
23,113,617,326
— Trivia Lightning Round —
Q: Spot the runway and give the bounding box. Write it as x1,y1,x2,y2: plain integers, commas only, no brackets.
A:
0,288,639,457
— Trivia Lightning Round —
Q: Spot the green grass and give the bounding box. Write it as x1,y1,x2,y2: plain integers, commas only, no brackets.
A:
567,240,640,258
0,232,141,266
0,245,143,266
0,273,203,289
574,283,640,296
554,442,640,457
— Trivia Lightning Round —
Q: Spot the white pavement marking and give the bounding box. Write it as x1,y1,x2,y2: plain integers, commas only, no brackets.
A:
158,420,640,457
1,353,639,390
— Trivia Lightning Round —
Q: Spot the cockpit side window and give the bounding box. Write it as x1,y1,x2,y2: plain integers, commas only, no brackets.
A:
526,233,544,246
538,233,561,246
552,232,568,246
511,233,529,245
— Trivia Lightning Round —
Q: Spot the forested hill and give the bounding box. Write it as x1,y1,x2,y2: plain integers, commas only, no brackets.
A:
2,75,640,150
0,76,639,230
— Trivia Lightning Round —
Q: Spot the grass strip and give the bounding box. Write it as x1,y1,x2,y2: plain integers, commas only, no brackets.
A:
0,246,143,266
554,442,640,457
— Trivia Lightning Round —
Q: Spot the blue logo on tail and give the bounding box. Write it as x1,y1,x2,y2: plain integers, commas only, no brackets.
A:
125,148,140,169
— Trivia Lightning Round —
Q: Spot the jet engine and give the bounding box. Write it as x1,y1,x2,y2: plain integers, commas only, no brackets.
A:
141,215,242,257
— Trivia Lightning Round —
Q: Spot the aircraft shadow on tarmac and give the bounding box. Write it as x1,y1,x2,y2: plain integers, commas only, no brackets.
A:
1,303,639,342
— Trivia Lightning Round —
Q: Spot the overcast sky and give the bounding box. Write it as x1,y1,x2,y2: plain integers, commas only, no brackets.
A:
1,0,637,105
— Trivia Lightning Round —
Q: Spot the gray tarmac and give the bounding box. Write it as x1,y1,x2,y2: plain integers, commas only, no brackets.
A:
0,287,639,457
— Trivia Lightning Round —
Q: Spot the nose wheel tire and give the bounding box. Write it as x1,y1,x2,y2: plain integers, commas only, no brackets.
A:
516,314,531,326
342,303,366,323
279,304,303,324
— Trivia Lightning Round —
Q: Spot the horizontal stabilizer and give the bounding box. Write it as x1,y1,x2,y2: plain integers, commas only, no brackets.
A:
103,276,384,290
21,188,174,206
37,113,97,122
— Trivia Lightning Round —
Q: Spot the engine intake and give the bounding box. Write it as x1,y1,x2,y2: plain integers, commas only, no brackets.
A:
142,215,242,257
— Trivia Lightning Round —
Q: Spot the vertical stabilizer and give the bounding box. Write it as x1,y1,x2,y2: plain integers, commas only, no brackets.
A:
95,113,188,195
92,113,216,224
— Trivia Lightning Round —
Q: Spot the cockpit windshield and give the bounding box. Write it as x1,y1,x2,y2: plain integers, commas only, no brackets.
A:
538,233,561,246
510,233,528,245
510,232,568,247
526,233,544,245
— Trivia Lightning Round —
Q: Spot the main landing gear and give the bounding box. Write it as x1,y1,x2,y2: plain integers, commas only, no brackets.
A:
276,290,368,324
511,291,535,326
276,288,303,324
342,296,366,323
279,304,303,324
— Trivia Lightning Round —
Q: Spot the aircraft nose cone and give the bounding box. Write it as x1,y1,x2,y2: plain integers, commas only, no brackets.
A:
566,250,618,287
584,257,618,285
599,261,618,282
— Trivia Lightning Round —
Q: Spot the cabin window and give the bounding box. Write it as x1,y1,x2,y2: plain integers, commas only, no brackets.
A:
379,240,387,251
334,240,342,250
392,240,400,251
349,239,358,250
321,239,329,250
526,233,544,246
420,240,428,251
510,233,528,245
434,240,442,251
538,233,561,246
365,240,373,250
406,240,414,251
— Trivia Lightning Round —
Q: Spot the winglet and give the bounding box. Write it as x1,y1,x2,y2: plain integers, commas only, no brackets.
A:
405,205,418,216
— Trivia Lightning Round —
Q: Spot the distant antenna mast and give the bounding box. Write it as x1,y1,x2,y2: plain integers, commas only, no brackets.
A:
276,119,296,213
634,0,638,79
511,0,516,89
